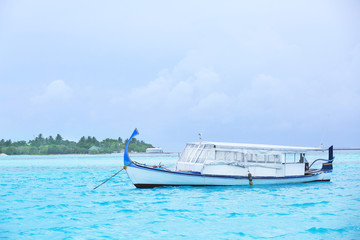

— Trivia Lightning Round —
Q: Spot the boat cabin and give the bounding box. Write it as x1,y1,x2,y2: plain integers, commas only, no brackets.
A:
176,142,323,177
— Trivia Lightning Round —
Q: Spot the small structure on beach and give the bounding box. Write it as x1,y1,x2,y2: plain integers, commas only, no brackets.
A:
146,147,163,153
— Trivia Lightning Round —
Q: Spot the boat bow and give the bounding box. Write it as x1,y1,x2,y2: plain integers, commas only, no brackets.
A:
124,128,139,166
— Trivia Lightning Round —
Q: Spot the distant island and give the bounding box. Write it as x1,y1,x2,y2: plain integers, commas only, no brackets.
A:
0,134,154,155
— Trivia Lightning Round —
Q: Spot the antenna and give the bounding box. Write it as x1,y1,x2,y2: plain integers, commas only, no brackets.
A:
199,133,202,144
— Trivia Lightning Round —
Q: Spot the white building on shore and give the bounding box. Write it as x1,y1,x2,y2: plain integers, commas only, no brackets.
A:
146,147,163,153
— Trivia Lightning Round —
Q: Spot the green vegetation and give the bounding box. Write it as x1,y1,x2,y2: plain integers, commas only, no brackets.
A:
0,134,153,155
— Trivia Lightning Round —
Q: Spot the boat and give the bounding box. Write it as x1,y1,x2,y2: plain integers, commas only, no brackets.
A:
124,129,334,188
146,147,163,153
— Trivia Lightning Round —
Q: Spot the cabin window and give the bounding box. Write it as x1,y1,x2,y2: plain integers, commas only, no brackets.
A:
225,152,233,161
196,145,213,164
235,152,244,162
284,153,295,163
178,146,190,162
196,150,205,164
267,154,281,163
215,151,234,162
179,144,199,163
186,145,197,163
190,145,206,163
215,151,225,161
257,154,265,163
246,153,254,162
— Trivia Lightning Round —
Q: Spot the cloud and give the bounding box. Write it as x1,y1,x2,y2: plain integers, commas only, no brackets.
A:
31,80,73,104
190,92,233,122
1,1,359,150
113,63,227,122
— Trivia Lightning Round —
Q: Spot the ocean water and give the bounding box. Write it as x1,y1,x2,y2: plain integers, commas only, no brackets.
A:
1,152,360,239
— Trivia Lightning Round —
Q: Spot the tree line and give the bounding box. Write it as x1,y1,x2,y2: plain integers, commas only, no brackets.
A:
0,134,154,155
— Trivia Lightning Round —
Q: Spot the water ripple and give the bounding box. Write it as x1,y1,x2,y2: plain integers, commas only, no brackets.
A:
1,153,360,239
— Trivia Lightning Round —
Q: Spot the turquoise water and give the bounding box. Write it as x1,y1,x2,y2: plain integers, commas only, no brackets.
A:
1,152,360,239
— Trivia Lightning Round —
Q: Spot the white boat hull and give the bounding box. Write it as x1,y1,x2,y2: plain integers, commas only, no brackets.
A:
126,162,332,188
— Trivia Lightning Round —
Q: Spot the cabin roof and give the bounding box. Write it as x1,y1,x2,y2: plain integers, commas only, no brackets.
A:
187,141,323,153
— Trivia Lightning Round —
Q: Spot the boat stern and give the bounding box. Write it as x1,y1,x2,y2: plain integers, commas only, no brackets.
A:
321,145,334,172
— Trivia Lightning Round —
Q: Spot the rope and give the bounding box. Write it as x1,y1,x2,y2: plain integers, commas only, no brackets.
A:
93,163,130,190
309,158,329,169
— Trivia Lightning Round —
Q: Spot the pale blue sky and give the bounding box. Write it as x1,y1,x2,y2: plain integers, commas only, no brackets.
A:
1,0,359,151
